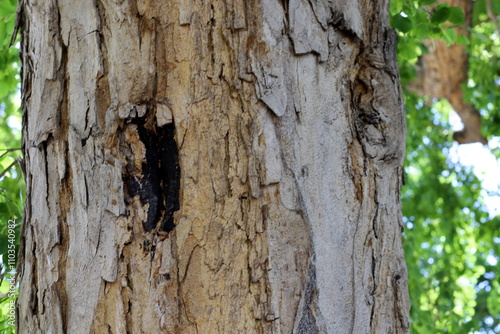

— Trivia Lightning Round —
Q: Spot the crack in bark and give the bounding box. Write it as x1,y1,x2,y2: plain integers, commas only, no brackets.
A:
372,177,380,239
369,251,376,328
296,260,320,334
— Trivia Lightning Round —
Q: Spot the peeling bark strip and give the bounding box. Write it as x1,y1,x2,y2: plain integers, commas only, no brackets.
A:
17,0,410,333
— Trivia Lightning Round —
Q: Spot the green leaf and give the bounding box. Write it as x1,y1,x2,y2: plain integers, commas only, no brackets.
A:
443,28,457,45
420,0,437,5
399,41,420,60
456,34,469,45
448,6,465,25
390,0,404,15
431,5,451,24
392,14,413,33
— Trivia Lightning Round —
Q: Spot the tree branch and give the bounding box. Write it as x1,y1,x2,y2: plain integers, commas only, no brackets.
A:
0,161,18,179
485,0,500,36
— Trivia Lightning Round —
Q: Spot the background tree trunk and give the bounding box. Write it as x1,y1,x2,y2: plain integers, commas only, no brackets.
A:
407,0,488,145
16,0,409,333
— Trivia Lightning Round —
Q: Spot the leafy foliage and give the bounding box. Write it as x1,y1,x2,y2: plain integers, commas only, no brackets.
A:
390,0,469,85
391,0,500,333
467,0,500,140
403,95,500,333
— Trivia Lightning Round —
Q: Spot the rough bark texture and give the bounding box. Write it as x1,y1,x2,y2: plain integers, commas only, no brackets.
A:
16,0,409,333
408,0,488,145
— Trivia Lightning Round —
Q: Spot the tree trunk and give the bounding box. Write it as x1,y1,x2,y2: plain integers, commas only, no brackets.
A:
16,0,409,333
407,0,487,145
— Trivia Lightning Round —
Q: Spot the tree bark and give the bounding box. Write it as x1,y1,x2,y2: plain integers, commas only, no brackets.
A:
16,0,409,333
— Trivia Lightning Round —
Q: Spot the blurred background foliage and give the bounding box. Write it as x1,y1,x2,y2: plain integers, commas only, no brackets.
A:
0,0,498,333
391,0,500,332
